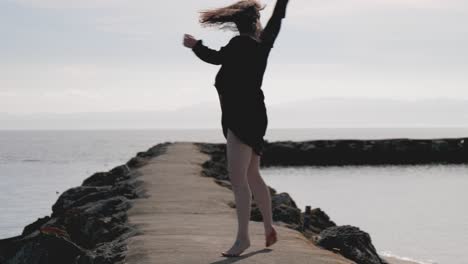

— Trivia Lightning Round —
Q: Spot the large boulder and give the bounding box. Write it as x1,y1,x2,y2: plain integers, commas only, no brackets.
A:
52,182,139,217
82,165,130,187
251,192,301,226
61,197,132,249
317,225,387,264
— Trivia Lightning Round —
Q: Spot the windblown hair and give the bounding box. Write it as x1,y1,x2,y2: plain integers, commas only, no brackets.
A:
199,0,265,39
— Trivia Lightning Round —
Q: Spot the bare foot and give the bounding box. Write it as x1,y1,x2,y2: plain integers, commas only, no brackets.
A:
221,239,251,257
265,226,277,247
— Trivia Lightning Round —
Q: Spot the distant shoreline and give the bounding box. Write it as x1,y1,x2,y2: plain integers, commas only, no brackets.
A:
262,137,468,166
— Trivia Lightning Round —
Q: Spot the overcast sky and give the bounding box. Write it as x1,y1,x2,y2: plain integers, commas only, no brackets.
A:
1,0,468,115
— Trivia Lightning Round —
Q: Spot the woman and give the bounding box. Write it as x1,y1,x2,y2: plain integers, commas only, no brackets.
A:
183,0,289,257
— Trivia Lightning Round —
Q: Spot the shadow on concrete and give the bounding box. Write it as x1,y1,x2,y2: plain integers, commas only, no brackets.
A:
210,248,273,264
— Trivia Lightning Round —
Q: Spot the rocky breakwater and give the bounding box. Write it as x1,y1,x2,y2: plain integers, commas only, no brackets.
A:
196,140,460,264
261,137,468,166
0,142,171,264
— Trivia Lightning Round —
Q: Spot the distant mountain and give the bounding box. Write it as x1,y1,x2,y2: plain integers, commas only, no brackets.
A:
1,98,467,129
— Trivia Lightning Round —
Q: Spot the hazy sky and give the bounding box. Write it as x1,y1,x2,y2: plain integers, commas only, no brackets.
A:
1,0,468,114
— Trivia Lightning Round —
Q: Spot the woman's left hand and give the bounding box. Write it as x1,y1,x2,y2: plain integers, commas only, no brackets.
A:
183,34,199,48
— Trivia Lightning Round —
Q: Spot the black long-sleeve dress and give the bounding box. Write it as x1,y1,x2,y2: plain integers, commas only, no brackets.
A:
192,0,289,156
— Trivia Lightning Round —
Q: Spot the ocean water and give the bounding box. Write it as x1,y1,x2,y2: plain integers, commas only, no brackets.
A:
262,165,468,264
1,128,467,263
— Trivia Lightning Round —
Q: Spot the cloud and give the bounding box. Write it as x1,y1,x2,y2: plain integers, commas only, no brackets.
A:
2,0,468,115
286,0,468,29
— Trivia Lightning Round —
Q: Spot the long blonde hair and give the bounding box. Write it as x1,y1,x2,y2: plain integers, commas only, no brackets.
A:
199,0,265,39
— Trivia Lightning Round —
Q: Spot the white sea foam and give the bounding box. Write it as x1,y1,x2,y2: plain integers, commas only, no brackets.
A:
381,250,437,264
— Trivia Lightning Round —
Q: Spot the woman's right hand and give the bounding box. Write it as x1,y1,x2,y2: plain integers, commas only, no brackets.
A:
183,34,199,49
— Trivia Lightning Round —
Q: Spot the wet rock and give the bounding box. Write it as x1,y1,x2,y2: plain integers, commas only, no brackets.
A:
317,225,386,264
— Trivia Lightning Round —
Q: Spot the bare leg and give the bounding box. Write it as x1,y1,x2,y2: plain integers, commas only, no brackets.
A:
247,152,275,240
222,128,252,256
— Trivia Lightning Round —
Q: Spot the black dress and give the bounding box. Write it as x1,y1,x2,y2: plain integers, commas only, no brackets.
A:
192,0,289,156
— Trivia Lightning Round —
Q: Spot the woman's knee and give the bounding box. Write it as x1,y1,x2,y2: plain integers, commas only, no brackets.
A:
227,155,250,187
247,150,259,170
227,154,251,181
247,169,262,186
226,128,255,185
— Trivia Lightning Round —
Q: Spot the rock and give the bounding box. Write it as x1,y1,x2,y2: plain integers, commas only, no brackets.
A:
272,192,298,208
268,186,277,196
22,216,51,236
271,193,301,225
61,197,132,249
202,159,228,181
250,193,302,227
317,225,386,264
214,179,232,190
227,201,236,208
145,142,171,157
250,205,262,221
261,138,468,166
197,138,468,166
126,156,146,168
306,208,336,234
82,172,112,186
272,204,301,226
0,230,86,264
52,186,114,216
52,180,140,217
82,164,134,187
251,192,301,226
196,143,229,181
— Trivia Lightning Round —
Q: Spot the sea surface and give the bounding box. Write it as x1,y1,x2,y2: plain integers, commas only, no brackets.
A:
1,128,467,263
262,165,468,264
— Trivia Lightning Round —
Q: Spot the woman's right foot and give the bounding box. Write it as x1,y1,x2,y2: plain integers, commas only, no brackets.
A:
265,226,277,247
221,239,251,257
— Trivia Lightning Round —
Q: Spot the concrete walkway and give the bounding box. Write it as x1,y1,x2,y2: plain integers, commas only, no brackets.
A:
125,142,353,264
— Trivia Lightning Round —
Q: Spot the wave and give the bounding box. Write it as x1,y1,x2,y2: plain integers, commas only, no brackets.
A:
21,159,43,163
380,251,438,264
20,159,72,164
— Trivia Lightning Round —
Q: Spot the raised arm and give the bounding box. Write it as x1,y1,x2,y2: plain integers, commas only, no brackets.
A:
191,40,228,65
260,0,290,48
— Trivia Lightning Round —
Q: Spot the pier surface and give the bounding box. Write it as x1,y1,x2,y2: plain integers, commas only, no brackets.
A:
125,142,353,264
